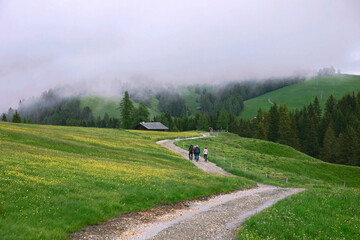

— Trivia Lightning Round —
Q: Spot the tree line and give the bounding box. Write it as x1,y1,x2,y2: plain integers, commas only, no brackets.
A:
2,85,359,167
229,93,360,167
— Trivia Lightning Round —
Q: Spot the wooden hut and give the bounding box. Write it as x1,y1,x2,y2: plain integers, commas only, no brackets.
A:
135,122,169,131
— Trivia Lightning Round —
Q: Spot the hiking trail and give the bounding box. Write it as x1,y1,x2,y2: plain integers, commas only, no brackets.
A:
156,133,234,176
72,133,304,240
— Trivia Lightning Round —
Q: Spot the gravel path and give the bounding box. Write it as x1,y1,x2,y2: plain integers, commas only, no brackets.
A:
71,133,304,240
127,185,303,240
156,133,234,176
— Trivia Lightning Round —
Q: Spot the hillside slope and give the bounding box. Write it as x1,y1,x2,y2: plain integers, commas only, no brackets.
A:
177,133,360,239
79,96,161,119
178,133,360,187
240,74,360,119
0,123,252,240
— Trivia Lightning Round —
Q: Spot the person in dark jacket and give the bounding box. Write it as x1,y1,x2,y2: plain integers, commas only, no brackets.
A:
188,144,194,160
194,145,200,161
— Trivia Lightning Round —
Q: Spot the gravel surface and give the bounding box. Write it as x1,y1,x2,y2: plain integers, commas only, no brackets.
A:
156,133,234,176
71,133,304,240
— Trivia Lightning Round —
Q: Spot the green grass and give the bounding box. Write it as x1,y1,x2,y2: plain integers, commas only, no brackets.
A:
178,86,202,116
0,123,254,240
177,133,360,188
177,133,360,239
237,187,360,240
79,96,161,119
241,74,360,119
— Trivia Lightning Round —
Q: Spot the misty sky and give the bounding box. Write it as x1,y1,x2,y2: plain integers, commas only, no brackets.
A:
1,0,360,113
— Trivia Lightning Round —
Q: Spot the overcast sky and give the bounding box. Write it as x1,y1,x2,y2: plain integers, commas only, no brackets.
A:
1,0,360,113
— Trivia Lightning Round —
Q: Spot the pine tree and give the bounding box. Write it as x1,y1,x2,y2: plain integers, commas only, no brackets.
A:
229,118,240,135
303,116,320,157
320,124,337,163
216,109,228,130
1,113,7,122
12,110,21,123
136,102,150,123
196,112,209,130
255,122,267,140
28,118,33,124
278,105,292,145
103,113,110,127
119,91,134,129
267,103,279,142
337,126,359,166
289,114,300,150
325,95,337,114
313,96,322,118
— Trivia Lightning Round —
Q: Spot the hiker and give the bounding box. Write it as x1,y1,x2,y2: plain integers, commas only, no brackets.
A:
188,144,194,160
203,147,208,162
194,145,200,161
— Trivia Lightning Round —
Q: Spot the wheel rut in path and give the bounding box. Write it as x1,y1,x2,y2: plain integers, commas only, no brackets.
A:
71,133,305,240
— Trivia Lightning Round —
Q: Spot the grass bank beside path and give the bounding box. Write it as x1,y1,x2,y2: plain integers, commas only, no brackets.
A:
177,132,360,239
237,187,360,240
0,123,254,240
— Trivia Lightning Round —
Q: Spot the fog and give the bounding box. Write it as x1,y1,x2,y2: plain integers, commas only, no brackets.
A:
1,0,360,113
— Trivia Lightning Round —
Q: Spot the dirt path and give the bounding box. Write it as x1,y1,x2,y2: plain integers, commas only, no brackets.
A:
72,134,304,240
156,133,234,176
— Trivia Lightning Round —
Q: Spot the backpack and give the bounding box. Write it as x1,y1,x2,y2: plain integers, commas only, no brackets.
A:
195,147,200,154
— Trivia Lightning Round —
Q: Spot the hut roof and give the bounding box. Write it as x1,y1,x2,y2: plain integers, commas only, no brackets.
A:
138,122,169,130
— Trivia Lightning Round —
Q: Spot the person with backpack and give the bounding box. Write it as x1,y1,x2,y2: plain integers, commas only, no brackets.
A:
194,145,200,161
188,144,194,160
203,147,208,162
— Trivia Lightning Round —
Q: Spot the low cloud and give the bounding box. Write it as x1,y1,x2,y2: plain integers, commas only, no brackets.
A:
1,0,359,112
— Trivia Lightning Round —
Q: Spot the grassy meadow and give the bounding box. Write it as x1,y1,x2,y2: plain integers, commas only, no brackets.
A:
240,74,360,119
177,133,360,239
0,123,254,240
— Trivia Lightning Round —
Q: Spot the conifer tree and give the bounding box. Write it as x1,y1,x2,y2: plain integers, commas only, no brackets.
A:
325,95,337,114
1,113,7,122
267,103,279,142
337,125,359,166
313,96,322,118
320,124,337,163
119,91,134,129
216,109,228,130
12,110,21,123
255,122,267,140
136,102,150,123
239,119,252,137
229,118,241,135
303,116,320,157
196,112,209,130
278,105,292,145
289,114,300,150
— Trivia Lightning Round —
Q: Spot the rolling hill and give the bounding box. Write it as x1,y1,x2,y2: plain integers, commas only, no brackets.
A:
240,74,360,119
177,133,360,239
1,122,359,239
0,122,252,240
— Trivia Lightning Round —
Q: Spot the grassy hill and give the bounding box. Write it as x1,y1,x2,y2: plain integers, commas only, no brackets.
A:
2,122,359,239
240,74,360,119
0,123,252,240
177,133,360,239
79,96,161,119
